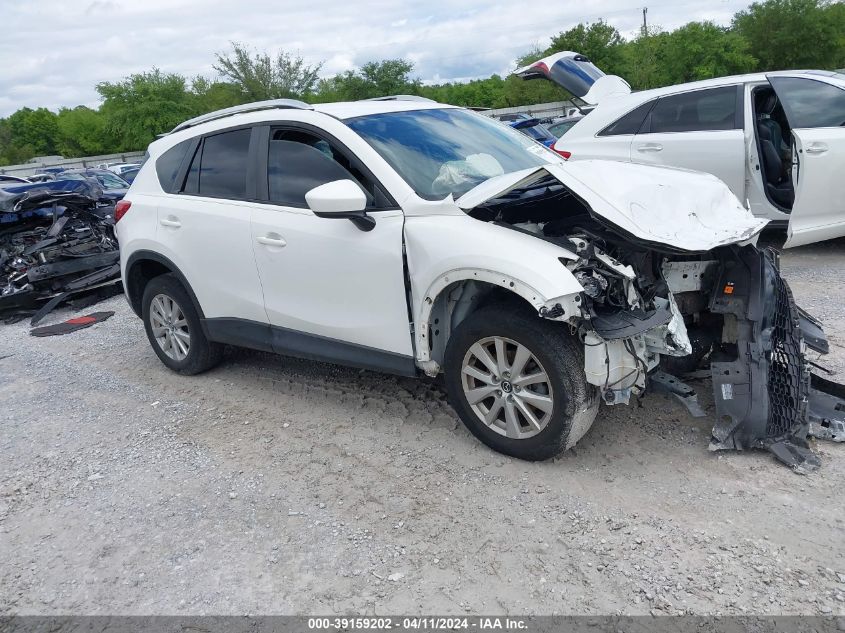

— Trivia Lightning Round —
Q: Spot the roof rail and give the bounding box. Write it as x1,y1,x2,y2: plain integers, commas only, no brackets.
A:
361,95,436,103
170,99,314,134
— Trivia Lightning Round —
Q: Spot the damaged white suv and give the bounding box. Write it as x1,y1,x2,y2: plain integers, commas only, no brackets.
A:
117,97,845,469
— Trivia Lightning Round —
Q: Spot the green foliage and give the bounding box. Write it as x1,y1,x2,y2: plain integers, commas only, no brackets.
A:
189,77,250,112
213,42,322,100
55,106,110,157
619,22,758,89
318,59,419,101
96,69,196,150
733,0,844,70
661,22,757,83
7,107,59,156
2,0,845,167
619,28,670,90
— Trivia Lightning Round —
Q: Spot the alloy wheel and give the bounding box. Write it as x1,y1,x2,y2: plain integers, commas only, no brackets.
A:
150,293,191,361
460,336,554,439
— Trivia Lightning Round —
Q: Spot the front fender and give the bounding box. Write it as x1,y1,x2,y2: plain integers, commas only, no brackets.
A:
404,215,584,362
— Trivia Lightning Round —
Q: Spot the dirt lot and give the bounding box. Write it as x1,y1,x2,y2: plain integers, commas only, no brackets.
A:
1,236,844,616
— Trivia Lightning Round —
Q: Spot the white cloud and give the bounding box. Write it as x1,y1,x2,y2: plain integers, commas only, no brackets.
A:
0,0,750,116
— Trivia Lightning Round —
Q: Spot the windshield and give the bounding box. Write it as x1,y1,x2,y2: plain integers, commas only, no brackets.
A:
346,108,556,200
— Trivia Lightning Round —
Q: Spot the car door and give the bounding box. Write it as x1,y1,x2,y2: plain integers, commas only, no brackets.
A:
768,75,845,248
557,98,657,162
153,127,268,324
249,124,415,372
630,85,747,201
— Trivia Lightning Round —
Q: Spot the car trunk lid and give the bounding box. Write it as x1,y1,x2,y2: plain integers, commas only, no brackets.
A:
513,51,631,105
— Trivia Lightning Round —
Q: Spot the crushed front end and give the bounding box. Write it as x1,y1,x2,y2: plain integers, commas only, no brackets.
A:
462,164,845,471
565,237,845,472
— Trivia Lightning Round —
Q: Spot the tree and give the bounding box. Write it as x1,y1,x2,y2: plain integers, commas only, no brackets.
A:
733,0,843,70
190,76,249,112
656,22,757,84
213,42,322,100
97,69,195,150
6,107,59,156
321,59,419,101
620,29,670,90
55,106,110,157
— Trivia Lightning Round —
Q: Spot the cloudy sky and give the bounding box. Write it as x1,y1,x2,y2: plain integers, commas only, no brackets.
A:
1,0,749,116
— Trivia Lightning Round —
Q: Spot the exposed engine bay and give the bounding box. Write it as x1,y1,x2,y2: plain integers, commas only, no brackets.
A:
468,173,845,472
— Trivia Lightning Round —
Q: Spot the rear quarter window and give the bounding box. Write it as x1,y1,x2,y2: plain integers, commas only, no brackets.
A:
155,139,192,192
597,100,656,136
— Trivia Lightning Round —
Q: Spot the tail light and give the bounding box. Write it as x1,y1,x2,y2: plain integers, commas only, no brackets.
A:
114,200,131,222
553,148,572,160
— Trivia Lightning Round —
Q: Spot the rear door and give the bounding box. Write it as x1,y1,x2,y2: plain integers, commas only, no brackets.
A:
768,75,845,247
630,85,747,201
154,127,268,323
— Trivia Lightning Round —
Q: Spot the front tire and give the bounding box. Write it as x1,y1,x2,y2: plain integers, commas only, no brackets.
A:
142,274,223,375
444,306,599,461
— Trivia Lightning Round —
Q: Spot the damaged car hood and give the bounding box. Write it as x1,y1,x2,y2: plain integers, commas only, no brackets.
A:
456,161,769,252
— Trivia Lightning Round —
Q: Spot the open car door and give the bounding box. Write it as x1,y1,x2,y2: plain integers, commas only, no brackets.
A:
768,75,845,248
513,51,631,105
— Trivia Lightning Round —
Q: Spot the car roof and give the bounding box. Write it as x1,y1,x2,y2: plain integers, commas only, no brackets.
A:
615,69,843,102
151,98,462,156
561,69,845,139
314,99,457,120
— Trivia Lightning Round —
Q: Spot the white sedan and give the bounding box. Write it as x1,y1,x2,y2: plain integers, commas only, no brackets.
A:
516,52,845,247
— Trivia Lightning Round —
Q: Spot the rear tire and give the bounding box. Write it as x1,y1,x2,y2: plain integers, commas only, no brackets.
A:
142,274,223,375
444,306,599,461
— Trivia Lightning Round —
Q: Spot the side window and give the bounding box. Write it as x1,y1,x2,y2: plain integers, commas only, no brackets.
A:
597,100,656,136
190,128,251,199
156,139,191,192
267,129,378,208
648,86,738,133
769,77,845,128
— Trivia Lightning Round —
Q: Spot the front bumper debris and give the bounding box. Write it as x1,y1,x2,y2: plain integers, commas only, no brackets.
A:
707,247,844,472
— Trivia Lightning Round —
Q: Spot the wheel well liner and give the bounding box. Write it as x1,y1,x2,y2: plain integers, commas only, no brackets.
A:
125,251,206,324
420,274,543,369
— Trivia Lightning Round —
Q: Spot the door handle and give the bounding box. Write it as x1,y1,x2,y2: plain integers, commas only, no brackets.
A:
805,143,828,154
635,143,663,152
256,234,287,247
159,217,181,228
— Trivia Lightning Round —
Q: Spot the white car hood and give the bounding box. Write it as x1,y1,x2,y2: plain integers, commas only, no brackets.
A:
456,161,768,252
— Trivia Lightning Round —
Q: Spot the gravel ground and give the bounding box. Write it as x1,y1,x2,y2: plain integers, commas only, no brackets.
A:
1,236,844,616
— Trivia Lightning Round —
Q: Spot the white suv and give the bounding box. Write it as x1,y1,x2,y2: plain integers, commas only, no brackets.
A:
117,97,844,467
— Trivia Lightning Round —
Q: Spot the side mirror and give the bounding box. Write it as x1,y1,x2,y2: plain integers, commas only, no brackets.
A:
305,179,375,232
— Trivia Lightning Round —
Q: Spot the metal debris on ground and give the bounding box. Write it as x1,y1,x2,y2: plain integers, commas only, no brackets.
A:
0,179,121,324
29,311,115,337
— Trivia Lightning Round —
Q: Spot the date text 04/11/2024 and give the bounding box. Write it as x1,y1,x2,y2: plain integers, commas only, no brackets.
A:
306,617,528,630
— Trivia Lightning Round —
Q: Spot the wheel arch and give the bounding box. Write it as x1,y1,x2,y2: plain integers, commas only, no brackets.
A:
125,250,206,324
414,268,582,374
